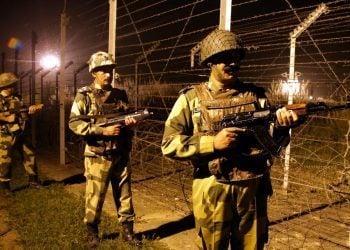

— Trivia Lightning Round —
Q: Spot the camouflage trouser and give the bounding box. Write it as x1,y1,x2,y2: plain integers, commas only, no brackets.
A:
192,175,269,250
84,154,135,225
0,134,37,183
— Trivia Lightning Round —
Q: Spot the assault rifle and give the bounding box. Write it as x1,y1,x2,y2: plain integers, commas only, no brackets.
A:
71,109,153,127
220,101,350,157
0,104,44,116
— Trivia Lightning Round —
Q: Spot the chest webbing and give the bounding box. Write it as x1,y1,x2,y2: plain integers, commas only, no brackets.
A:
193,83,258,134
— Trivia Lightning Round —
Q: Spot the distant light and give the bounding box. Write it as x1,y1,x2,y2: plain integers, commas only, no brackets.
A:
309,96,313,100
7,37,23,50
40,55,60,70
282,79,300,95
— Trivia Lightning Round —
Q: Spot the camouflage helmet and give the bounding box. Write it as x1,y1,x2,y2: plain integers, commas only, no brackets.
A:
87,51,116,73
0,72,18,89
199,28,245,66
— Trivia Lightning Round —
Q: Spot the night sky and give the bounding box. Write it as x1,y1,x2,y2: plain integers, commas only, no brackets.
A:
0,0,349,100
1,0,62,67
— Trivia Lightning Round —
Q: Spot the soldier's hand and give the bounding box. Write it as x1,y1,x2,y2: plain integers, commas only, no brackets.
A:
276,107,298,126
214,127,246,151
28,105,37,114
124,116,137,128
102,124,122,136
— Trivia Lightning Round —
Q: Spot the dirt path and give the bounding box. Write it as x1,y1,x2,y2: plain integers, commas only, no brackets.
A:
65,183,198,250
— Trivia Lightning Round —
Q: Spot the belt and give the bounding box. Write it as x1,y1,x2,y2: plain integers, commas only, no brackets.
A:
102,149,119,159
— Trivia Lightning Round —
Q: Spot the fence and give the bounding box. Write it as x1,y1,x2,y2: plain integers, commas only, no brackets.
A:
2,0,350,248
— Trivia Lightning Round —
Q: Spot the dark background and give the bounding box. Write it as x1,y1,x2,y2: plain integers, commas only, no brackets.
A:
0,0,349,99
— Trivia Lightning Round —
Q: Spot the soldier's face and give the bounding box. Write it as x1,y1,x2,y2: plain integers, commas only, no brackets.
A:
92,67,113,87
210,61,240,84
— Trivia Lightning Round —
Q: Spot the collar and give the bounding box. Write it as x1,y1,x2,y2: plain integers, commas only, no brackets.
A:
206,79,240,95
90,83,111,95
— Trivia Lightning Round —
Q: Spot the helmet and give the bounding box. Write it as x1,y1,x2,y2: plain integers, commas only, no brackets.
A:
87,51,116,73
0,72,18,88
199,28,245,66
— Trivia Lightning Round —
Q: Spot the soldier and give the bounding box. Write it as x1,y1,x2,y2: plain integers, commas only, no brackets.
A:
161,28,301,249
0,72,41,197
69,51,141,247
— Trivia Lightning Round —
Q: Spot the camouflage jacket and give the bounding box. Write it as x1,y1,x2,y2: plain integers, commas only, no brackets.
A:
0,94,26,136
69,83,132,157
161,81,288,182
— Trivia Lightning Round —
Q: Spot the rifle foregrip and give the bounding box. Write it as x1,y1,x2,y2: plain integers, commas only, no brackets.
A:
285,103,308,116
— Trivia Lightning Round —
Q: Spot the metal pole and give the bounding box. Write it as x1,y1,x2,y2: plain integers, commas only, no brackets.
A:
283,3,328,191
59,3,68,166
135,62,138,109
14,49,18,75
40,70,51,104
30,67,43,148
31,31,37,105
31,32,38,147
1,52,5,72
19,70,31,97
19,76,23,95
73,73,77,97
282,38,296,191
40,75,44,104
219,0,232,31
56,72,59,108
108,0,117,87
73,63,88,97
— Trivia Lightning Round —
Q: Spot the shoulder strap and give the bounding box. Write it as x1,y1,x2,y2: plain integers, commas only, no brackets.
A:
193,83,213,101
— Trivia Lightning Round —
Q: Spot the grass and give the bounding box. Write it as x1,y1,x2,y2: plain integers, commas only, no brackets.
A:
7,184,169,249
6,153,169,250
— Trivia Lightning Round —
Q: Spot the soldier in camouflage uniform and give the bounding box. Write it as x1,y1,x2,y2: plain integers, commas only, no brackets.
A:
161,29,301,249
0,72,41,196
69,51,141,247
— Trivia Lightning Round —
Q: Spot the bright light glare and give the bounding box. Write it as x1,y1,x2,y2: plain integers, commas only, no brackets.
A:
40,55,60,70
282,79,300,95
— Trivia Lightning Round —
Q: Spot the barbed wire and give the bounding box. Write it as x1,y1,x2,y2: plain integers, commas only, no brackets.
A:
11,1,350,245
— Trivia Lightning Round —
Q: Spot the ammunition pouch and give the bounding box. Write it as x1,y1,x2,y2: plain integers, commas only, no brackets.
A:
208,152,271,183
88,145,106,155
87,134,132,158
0,126,8,135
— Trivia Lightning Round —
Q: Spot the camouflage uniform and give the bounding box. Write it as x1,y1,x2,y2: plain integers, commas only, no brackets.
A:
162,29,289,250
69,83,135,225
0,79,38,186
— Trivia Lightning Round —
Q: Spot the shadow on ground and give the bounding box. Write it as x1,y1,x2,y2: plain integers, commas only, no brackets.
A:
138,214,195,240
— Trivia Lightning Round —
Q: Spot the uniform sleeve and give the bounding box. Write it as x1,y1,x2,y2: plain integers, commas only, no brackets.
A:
161,94,215,160
0,113,9,123
68,93,104,136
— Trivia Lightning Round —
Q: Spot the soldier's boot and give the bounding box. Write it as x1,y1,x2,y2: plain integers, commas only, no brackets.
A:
0,181,12,198
121,221,142,247
28,175,42,189
86,223,99,249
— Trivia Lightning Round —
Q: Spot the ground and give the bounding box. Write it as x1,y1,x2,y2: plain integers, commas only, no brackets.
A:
0,149,197,250
1,149,350,249
0,197,22,249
